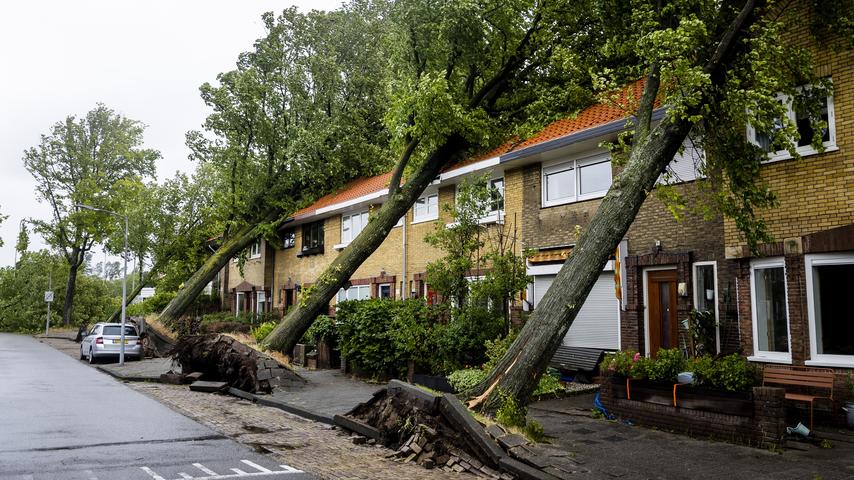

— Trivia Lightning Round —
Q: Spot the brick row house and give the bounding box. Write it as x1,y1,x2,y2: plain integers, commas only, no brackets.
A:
219,14,853,397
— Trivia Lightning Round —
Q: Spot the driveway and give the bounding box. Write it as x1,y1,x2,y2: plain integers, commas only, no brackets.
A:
0,333,313,480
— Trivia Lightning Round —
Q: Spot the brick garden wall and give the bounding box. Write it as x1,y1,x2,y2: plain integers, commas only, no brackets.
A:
599,380,787,448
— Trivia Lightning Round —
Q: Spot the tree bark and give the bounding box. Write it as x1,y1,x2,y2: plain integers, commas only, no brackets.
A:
466,0,763,413
157,222,260,329
262,134,471,353
62,261,80,326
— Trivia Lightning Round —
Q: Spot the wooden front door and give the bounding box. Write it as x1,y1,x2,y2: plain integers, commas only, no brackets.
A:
647,269,679,357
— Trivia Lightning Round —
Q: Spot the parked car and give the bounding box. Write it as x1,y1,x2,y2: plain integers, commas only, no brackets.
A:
79,323,141,363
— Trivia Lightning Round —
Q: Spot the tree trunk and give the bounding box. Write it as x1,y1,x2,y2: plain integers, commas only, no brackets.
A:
105,258,165,324
467,118,693,412
262,134,470,353
157,222,260,329
63,261,80,326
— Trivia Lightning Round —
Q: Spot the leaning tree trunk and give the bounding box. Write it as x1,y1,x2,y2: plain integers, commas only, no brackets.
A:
466,0,761,413
105,256,168,323
157,222,260,329
262,134,471,354
62,262,80,325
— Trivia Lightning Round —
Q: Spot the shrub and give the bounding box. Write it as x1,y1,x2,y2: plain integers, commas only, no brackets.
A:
495,390,527,429
447,368,487,393
523,420,545,442
252,321,277,342
200,321,250,334
482,330,518,372
533,370,565,397
302,314,337,346
436,306,504,371
691,353,757,392
645,348,687,383
602,350,649,379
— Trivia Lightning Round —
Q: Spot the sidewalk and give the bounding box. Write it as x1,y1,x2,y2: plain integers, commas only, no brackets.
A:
37,334,174,381
528,394,854,480
268,368,383,417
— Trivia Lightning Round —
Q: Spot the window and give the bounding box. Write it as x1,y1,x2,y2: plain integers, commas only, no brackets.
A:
748,84,836,161
300,221,324,255
235,292,245,314
103,326,137,336
280,229,295,249
249,240,262,259
542,153,611,207
413,193,439,222
378,283,393,299
693,261,719,354
256,291,266,315
749,258,790,362
806,253,854,367
336,284,370,302
488,178,504,213
341,211,369,245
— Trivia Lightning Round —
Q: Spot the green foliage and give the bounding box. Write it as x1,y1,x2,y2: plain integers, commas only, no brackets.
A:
447,368,487,394
482,330,519,373
644,348,687,384
0,251,118,332
690,354,758,393
523,420,545,443
602,350,648,379
435,306,505,372
127,290,177,316
495,390,527,429
533,370,564,397
685,309,717,358
253,321,277,342
302,315,337,346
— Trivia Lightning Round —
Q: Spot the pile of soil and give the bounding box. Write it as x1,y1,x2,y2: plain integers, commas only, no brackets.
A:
170,334,268,393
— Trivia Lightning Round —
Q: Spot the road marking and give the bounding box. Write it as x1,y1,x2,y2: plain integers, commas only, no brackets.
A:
84,469,99,480
140,466,167,480
194,464,219,476
241,460,272,473
141,460,304,479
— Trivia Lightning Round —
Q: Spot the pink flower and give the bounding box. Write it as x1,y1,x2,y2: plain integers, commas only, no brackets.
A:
632,352,641,362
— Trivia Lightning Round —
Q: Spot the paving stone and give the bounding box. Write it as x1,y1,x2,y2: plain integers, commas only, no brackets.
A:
486,424,506,439
498,434,529,450
188,380,228,392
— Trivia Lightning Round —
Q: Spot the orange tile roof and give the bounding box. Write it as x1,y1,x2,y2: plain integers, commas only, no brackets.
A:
292,172,392,219
292,80,649,220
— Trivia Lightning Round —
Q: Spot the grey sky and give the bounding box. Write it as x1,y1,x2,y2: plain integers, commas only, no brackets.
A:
0,0,342,267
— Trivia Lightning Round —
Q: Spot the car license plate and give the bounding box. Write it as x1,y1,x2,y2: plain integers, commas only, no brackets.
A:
112,339,129,344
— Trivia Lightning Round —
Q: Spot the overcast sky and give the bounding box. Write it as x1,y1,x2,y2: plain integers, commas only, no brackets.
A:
0,0,342,268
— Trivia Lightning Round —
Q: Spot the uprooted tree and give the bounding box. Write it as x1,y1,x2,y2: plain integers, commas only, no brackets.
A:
262,0,601,352
466,0,854,412
156,4,393,328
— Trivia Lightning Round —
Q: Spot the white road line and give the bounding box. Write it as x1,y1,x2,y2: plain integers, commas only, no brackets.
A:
178,473,195,479
279,465,303,473
230,470,249,475
194,463,219,476
241,460,273,473
140,466,167,480
84,469,99,480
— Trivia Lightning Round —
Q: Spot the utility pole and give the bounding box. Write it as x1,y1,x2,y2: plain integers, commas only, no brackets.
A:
45,269,52,336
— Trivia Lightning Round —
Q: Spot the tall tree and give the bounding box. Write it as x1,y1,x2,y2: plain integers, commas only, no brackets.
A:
157,3,393,328
466,0,851,411
23,104,158,325
262,0,599,352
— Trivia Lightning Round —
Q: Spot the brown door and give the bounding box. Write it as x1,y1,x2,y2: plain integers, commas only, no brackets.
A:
647,269,679,357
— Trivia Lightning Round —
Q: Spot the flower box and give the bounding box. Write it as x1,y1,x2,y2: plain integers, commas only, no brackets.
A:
609,377,753,416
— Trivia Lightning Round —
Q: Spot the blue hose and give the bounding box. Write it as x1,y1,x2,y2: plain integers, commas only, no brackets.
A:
594,392,615,420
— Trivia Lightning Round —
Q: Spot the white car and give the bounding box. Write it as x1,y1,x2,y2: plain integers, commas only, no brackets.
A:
79,323,142,363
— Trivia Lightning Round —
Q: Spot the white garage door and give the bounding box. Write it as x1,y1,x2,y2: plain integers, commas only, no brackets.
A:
532,273,619,349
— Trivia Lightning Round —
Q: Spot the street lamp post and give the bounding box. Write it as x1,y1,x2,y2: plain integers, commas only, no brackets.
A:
74,204,129,366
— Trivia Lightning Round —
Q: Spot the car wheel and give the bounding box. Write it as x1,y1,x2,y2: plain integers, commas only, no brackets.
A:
88,348,95,364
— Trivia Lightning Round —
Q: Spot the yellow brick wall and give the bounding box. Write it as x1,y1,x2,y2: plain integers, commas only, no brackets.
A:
723,8,854,249
226,240,269,290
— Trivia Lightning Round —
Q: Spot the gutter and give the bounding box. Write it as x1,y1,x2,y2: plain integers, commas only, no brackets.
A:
499,108,666,163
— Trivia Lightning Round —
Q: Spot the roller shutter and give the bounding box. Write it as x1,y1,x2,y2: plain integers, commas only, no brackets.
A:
532,272,619,349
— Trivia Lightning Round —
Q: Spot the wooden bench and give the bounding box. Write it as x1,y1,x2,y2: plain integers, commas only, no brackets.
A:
549,346,607,382
762,365,835,429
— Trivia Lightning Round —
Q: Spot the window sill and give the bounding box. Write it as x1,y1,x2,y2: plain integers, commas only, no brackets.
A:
805,358,854,368
762,144,838,164
411,216,438,225
747,355,792,365
542,192,607,209
296,247,324,257
446,211,505,228
332,242,349,251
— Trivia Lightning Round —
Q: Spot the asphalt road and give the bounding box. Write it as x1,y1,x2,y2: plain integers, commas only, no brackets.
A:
0,333,314,480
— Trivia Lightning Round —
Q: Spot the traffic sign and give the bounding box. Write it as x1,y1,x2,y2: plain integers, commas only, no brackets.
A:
44,291,54,303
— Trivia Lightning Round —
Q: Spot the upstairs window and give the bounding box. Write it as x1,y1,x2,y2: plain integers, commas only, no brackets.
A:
280,229,295,249
413,193,439,222
249,240,262,259
341,211,369,244
748,84,836,161
542,152,611,207
300,221,324,255
488,177,504,213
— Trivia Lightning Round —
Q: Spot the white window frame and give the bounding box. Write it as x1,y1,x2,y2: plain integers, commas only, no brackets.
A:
378,283,393,299
235,292,245,315
256,290,266,315
336,210,369,249
412,192,439,224
805,253,854,368
249,240,262,259
336,284,371,303
747,85,837,163
541,152,611,207
692,261,720,354
748,257,792,364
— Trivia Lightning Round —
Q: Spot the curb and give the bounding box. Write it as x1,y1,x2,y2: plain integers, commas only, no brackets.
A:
94,365,159,383
225,387,335,425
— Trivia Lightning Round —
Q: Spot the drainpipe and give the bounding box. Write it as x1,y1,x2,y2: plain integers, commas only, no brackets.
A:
402,213,407,299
